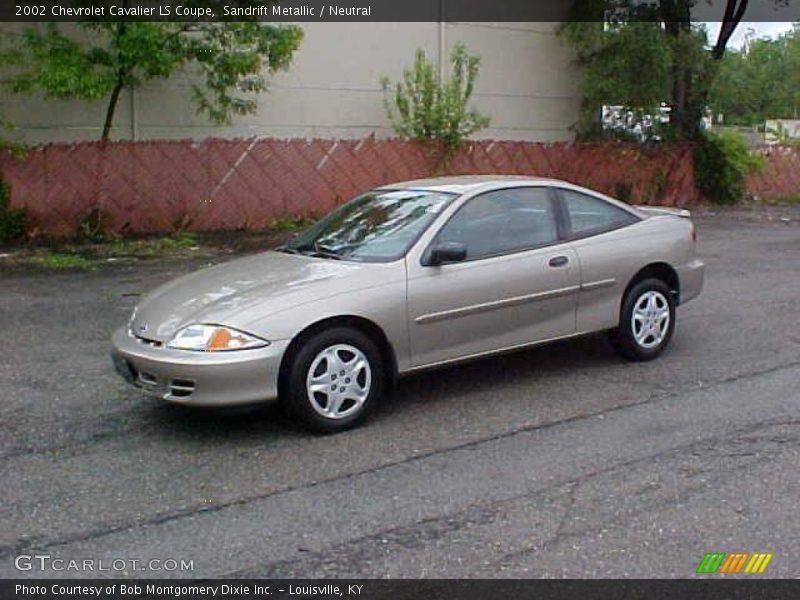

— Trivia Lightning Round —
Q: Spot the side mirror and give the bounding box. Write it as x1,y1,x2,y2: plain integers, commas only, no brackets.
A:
428,241,467,266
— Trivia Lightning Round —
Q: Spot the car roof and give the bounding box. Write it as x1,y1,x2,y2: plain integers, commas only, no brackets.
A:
376,175,563,195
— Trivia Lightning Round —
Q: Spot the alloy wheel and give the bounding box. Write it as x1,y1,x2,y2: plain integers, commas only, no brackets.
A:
306,344,372,419
631,290,670,349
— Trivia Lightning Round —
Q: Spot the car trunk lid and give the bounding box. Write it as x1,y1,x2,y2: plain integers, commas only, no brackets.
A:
634,206,692,219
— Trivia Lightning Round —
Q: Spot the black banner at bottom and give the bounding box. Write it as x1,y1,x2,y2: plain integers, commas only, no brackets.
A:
3,579,800,600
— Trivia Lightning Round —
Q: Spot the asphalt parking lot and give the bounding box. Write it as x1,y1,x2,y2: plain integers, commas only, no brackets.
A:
1,209,799,579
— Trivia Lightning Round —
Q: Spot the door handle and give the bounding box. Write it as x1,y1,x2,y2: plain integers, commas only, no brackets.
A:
548,255,569,268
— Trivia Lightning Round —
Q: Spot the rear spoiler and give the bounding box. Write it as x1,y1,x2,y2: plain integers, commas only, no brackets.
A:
633,206,691,218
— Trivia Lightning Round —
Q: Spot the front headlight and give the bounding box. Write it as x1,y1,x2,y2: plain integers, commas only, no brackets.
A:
167,324,269,352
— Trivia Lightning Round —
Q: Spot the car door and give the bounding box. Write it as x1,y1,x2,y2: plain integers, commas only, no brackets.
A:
556,187,644,333
406,186,580,368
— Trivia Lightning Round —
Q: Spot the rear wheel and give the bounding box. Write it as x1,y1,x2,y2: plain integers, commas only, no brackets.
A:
610,278,675,361
283,327,383,433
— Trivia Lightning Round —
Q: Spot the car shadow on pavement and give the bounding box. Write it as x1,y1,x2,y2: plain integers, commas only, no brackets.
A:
136,397,301,441
384,332,617,412
131,332,618,441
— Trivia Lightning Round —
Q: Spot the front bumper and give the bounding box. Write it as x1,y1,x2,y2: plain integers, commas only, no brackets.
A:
677,258,705,305
110,328,290,407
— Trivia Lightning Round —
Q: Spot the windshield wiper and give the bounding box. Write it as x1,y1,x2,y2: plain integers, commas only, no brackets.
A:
284,241,343,260
309,245,343,260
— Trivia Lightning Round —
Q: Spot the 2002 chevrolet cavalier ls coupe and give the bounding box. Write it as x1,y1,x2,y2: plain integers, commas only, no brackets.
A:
112,176,704,432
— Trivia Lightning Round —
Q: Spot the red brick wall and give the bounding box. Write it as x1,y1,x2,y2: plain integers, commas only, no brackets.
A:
1,137,703,237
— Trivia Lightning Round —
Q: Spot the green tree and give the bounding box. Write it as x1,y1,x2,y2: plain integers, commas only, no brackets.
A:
559,0,765,139
381,42,490,159
1,2,303,140
710,25,800,125
560,21,675,137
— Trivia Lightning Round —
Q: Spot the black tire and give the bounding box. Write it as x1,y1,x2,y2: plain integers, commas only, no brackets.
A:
282,327,384,433
610,278,676,362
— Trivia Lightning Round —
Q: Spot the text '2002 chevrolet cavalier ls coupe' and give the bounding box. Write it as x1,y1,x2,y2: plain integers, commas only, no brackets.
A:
111,176,705,432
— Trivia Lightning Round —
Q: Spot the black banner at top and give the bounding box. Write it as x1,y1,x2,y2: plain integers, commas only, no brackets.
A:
1,0,798,22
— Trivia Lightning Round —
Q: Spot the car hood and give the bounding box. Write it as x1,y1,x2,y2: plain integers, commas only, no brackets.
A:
129,251,389,342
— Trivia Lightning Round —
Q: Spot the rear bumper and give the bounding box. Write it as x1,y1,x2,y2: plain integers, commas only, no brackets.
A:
110,328,290,407
677,259,705,305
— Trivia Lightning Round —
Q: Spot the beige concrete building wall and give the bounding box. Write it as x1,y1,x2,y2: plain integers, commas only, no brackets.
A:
2,22,580,144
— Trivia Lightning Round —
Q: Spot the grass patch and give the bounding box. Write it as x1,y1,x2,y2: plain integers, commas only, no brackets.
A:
755,195,800,206
160,232,199,249
269,215,315,232
105,232,200,258
27,251,94,270
5,223,306,270
6,233,204,270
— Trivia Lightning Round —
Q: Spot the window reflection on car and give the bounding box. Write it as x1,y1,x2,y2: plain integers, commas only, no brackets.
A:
560,189,638,236
282,190,456,262
437,187,558,260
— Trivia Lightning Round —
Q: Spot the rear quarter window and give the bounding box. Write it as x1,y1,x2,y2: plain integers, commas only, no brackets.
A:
560,189,639,237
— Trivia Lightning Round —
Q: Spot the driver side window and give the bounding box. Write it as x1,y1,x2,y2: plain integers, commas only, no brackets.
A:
437,187,558,261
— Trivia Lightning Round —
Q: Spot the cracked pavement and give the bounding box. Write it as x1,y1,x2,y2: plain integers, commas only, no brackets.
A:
1,213,798,578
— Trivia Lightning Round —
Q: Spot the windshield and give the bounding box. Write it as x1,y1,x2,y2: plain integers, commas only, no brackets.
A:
282,189,456,262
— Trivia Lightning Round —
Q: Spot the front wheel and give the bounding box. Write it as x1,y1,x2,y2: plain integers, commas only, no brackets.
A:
610,278,676,361
283,327,383,433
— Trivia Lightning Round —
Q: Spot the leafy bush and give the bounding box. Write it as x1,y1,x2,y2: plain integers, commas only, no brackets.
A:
694,131,765,205
0,175,28,244
381,42,490,159
0,114,27,158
